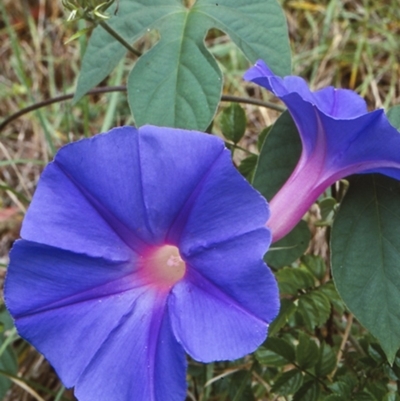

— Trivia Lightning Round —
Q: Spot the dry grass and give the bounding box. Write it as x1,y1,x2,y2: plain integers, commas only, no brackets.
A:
0,0,399,399
286,0,400,108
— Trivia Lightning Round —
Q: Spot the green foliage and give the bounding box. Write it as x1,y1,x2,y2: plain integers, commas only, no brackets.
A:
296,332,319,369
238,154,258,181
75,0,291,130
324,396,346,401
229,371,255,401
62,0,115,22
297,293,322,330
266,220,311,268
271,369,303,395
331,174,400,363
328,379,353,399
302,255,327,281
254,110,310,262
268,298,297,336
253,110,301,201
297,291,331,330
315,343,336,377
293,380,321,401
3,1,400,400
256,337,295,366
276,266,315,295
319,281,346,316
257,127,270,151
220,103,246,144
387,105,400,130
0,308,17,399
318,197,337,223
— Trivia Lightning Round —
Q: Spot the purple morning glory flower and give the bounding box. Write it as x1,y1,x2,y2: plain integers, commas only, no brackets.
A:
5,126,278,401
244,60,400,242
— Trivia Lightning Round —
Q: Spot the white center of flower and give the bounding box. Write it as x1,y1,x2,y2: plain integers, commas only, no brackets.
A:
140,245,186,289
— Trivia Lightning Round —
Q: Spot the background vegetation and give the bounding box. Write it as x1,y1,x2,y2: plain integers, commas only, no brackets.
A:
0,0,399,400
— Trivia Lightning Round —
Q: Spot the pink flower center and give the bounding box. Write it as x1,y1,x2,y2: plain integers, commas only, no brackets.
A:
139,245,186,290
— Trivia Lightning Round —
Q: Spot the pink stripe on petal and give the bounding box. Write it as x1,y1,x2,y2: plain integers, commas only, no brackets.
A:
245,60,400,242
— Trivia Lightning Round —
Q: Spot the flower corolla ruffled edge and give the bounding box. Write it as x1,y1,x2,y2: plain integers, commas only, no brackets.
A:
5,125,279,401
244,60,400,242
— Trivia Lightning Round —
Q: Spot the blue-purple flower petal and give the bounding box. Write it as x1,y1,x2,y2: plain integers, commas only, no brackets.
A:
183,229,278,323
170,268,268,362
21,157,134,261
75,293,187,401
170,229,278,361
244,59,400,241
244,59,367,118
135,125,225,242
5,125,278,401
5,241,141,387
174,149,270,254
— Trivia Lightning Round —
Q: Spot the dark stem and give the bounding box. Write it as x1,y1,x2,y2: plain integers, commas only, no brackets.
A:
227,143,258,156
0,86,285,132
98,20,142,57
221,94,285,112
292,362,331,392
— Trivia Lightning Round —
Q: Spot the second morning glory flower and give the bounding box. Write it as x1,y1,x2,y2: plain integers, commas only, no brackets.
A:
245,60,400,242
5,125,278,401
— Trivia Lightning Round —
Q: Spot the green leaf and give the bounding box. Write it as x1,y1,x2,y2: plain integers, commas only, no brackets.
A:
0,347,17,398
266,337,296,362
276,267,315,295
353,392,376,401
319,281,346,315
253,110,301,201
295,332,319,370
315,343,337,377
257,127,270,152
229,371,255,401
319,197,337,222
271,369,304,396
323,396,347,401
73,0,163,102
266,220,311,268
328,378,354,398
127,8,222,130
75,0,291,130
268,298,297,336
239,154,258,181
367,382,391,401
310,291,331,327
220,103,246,143
0,309,17,399
255,347,288,367
64,27,93,44
296,291,331,330
293,380,321,401
301,255,327,281
297,293,320,330
0,308,14,333
387,105,400,130
383,393,400,401
202,0,291,74
331,174,400,363
367,343,386,364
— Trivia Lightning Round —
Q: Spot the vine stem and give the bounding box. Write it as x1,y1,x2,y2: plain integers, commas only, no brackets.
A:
292,362,331,392
329,314,354,380
98,20,142,57
228,143,258,156
0,86,285,132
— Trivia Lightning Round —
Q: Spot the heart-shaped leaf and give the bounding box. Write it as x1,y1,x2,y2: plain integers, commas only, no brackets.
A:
331,174,400,363
74,0,291,130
